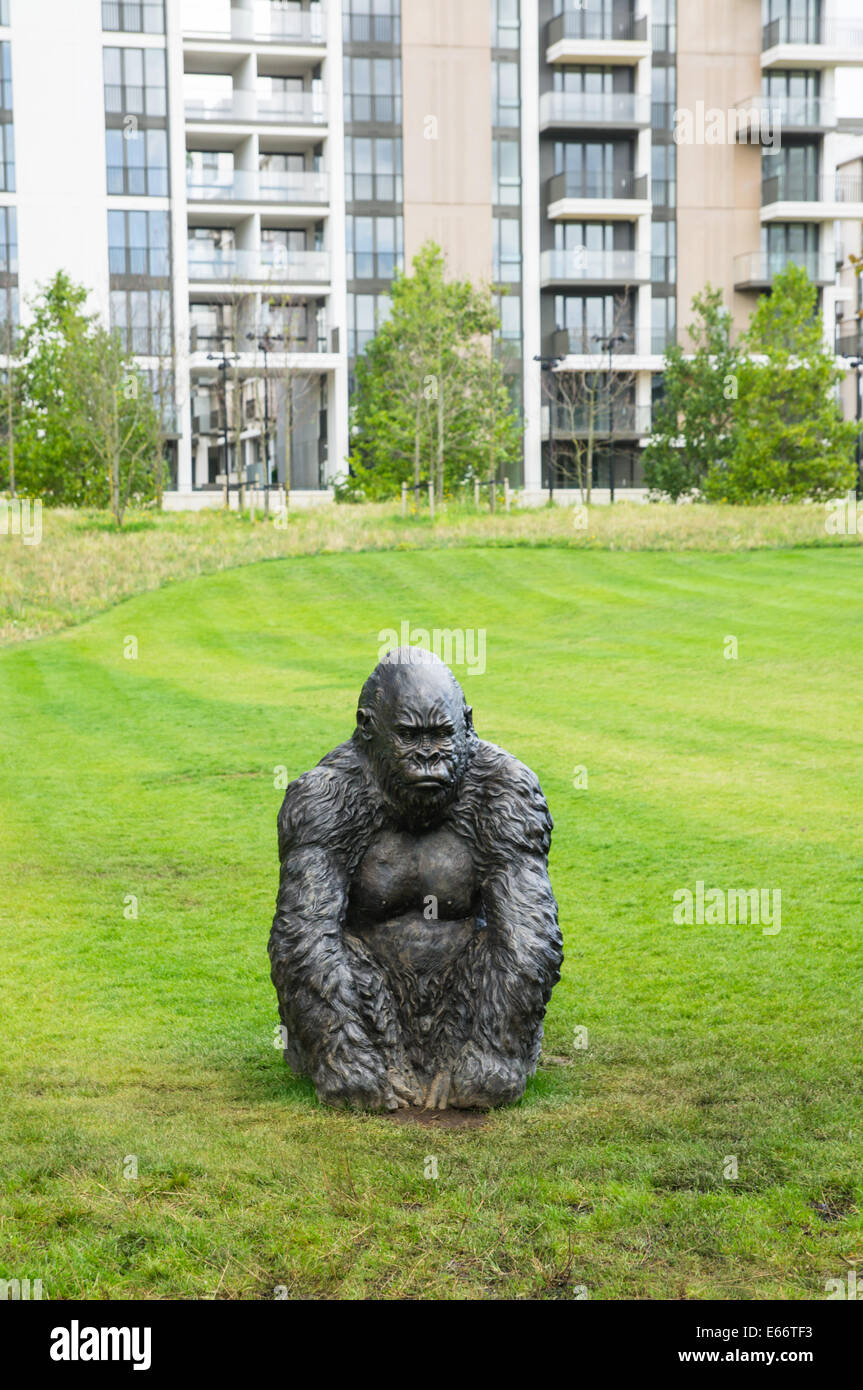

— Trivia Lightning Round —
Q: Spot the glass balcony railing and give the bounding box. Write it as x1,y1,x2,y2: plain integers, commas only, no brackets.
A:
539,91,650,128
186,247,330,283
549,402,653,436
761,172,863,205
836,324,863,358
733,251,836,287
738,94,835,130
546,10,648,45
540,249,650,283
547,170,649,203
185,169,327,203
762,17,863,49
184,91,326,124
550,327,637,357
255,4,325,43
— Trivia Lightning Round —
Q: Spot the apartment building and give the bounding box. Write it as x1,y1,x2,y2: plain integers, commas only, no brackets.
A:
1,0,862,504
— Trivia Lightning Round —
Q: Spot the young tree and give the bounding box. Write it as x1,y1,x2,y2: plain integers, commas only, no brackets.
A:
346,243,522,499
706,264,857,502
643,285,740,501
66,319,161,527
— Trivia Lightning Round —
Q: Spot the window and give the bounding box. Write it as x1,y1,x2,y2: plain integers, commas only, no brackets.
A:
493,217,521,283
553,66,629,95
343,56,401,125
555,292,634,351
342,0,400,46
555,139,635,196
492,59,519,128
346,214,403,279
110,285,172,355
108,210,170,277
104,46,167,118
345,135,402,202
0,3,9,28
102,1,165,34
763,139,818,199
0,39,10,110
0,121,14,192
651,220,676,282
491,0,519,49
496,291,521,340
106,126,168,195
762,221,818,273
493,139,521,206
651,295,676,353
348,290,391,357
651,64,676,128
0,204,16,274
651,143,676,205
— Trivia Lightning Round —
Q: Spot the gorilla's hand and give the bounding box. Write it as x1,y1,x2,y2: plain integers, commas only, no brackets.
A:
312,1055,395,1111
448,1043,527,1109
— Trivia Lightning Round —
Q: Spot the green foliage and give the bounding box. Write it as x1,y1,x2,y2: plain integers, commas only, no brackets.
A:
645,271,858,503
11,271,161,521
704,264,857,502
643,286,740,501
345,243,522,499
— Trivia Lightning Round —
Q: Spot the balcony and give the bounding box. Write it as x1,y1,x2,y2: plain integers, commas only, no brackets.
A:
836,325,863,359
540,248,650,287
539,90,650,132
546,170,650,220
761,171,863,219
342,12,400,44
733,251,836,290
186,247,330,286
184,91,326,126
185,169,328,204
735,94,836,137
183,4,326,46
761,16,863,67
548,402,653,438
190,326,328,355
545,10,649,65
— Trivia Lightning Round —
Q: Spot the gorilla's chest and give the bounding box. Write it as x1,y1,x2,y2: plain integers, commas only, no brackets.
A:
351,826,478,923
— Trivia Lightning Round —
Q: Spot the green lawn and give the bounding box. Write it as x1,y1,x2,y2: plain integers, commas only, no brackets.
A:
1,545,861,1299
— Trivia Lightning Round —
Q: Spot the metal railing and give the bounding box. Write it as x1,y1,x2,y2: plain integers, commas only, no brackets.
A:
540,248,649,283
761,172,863,204
187,247,330,283
733,251,836,286
836,325,863,357
550,327,637,357
762,16,863,49
546,10,648,45
547,170,648,203
539,91,650,128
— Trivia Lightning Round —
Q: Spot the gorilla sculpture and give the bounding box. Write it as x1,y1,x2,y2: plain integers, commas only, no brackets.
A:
268,648,563,1110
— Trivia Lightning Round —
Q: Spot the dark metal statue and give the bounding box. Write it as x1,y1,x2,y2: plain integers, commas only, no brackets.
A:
269,648,563,1110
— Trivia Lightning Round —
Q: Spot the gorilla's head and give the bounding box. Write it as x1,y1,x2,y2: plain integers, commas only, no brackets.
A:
354,648,476,828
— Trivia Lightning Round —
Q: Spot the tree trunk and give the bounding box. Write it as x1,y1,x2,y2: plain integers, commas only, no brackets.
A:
436,382,444,499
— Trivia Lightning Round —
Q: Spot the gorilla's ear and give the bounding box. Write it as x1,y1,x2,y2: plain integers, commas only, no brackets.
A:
464,704,474,732
356,706,375,741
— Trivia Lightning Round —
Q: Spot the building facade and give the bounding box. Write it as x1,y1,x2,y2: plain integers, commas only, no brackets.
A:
1,0,862,503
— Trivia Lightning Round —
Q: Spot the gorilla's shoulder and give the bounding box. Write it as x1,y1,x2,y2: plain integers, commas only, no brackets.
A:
459,739,553,856
277,740,370,859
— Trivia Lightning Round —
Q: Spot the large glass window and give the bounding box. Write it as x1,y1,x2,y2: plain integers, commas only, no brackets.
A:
344,135,402,202
763,139,818,199
491,0,519,49
106,126,168,195
346,214,403,280
493,138,520,206
348,290,392,357
651,143,676,206
651,221,676,282
102,1,166,34
108,209,170,277
0,39,10,110
0,121,14,192
555,292,634,351
343,55,402,125
110,285,171,355
493,217,521,283
651,64,676,128
0,4,9,28
651,295,676,353
553,66,630,95
342,0,400,46
104,46,167,118
0,204,16,274
492,58,520,128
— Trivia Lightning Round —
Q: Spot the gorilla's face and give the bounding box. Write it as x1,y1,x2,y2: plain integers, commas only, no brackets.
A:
359,661,472,828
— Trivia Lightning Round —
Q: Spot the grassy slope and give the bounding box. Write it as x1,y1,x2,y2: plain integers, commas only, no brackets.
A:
2,500,857,645
1,546,861,1299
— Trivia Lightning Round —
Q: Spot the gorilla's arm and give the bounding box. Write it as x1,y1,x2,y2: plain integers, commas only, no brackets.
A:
443,746,563,1105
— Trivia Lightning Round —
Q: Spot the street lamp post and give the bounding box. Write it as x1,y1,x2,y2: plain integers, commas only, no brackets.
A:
247,330,286,517
592,332,629,503
848,353,863,494
533,353,562,502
